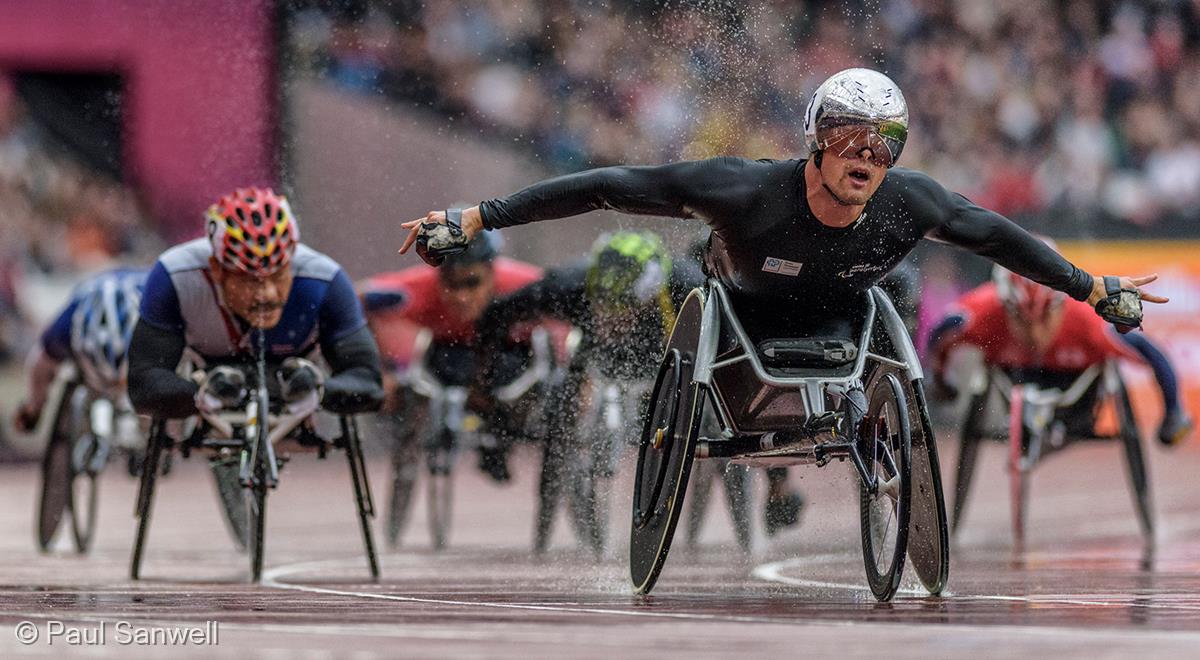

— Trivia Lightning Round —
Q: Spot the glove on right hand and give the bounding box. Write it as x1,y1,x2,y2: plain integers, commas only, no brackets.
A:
195,366,248,414
414,209,470,267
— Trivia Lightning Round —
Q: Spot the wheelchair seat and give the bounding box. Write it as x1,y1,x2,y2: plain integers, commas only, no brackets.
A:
757,337,859,371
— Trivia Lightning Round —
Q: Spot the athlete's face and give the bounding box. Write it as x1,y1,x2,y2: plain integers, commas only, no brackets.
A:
439,263,495,322
210,257,295,329
1007,304,1065,355
818,143,888,206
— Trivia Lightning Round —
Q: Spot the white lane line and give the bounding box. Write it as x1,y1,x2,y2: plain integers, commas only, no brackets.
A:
261,559,789,625
751,555,1200,611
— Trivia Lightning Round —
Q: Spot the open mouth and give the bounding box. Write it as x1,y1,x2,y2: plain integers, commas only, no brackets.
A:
848,168,871,183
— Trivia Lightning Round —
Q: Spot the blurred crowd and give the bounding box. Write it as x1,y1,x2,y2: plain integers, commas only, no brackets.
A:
290,0,1200,236
0,74,158,362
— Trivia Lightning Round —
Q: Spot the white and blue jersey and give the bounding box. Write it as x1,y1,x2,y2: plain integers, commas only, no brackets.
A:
138,239,366,363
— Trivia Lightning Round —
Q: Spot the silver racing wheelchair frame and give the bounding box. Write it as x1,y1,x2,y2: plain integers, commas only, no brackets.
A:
630,280,949,602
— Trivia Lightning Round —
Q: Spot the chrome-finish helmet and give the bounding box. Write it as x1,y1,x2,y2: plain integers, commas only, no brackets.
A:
804,68,909,168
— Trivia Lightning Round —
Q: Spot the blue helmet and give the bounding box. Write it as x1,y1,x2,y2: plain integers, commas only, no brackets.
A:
70,270,146,392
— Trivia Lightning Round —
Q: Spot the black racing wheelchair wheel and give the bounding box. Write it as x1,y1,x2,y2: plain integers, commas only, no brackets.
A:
1114,375,1154,542
859,371,913,602
903,380,951,595
629,289,705,594
36,382,79,552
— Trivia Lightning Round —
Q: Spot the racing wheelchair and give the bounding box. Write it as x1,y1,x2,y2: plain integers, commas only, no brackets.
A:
36,364,145,554
632,281,949,602
951,361,1153,549
130,332,379,582
386,327,554,550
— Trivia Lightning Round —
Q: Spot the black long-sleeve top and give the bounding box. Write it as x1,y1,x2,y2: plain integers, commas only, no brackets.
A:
478,158,1094,317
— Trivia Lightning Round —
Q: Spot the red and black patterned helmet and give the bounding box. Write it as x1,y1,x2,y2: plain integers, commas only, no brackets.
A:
205,187,299,276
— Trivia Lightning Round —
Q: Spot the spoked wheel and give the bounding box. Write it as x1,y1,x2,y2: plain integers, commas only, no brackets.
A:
69,435,103,554
1114,376,1154,542
1007,385,1029,551
951,389,989,535
858,371,913,602
427,446,453,551
36,382,79,551
630,289,705,594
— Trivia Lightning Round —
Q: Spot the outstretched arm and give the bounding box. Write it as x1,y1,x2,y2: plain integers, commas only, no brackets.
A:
127,321,197,418
911,171,1166,325
399,158,755,256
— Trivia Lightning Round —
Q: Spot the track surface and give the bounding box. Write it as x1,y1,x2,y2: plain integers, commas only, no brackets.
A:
2,432,1199,658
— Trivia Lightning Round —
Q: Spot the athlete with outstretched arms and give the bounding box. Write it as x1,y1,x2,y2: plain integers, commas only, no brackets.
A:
399,68,1160,380
127,187,383,422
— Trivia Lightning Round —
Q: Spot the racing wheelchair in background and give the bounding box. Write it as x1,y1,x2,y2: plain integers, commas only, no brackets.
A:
632,281,949,602
36,364,145,554
386,327,555,551
130,332,379,583
951,361,1153,549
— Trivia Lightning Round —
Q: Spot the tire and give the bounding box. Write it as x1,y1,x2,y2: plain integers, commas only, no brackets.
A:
211,458,250,552
722,463,753,554
427,444,453,551
130,422,165,580
1008,385,1029,550
859,371,913,602
904,381,950,595
951,389,989,535
1115,376,1154,542
386,428,421,549
36,382,79,552
69,463,99,554
248,469,267,582
629,348,702,594
534,438,562,555
248,392,270,583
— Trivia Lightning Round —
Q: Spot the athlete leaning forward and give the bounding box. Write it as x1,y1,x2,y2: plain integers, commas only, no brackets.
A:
398,68,1162,595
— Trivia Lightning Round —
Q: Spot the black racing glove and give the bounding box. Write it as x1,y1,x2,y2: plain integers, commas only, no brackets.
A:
1094,275,1143,331
195,366,248,413
277,357,326,404
414,208,471,267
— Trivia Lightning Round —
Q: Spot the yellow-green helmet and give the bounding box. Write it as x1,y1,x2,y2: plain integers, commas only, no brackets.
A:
585,231,673,307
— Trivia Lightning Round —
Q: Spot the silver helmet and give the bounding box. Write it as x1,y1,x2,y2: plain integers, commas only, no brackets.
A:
804,68,909,167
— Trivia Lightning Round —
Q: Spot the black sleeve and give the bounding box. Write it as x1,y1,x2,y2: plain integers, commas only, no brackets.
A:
478,157,758,235
127,320,197,419
478,267,588,348
907,170,1094,301
474,267,588,387
320,325,384,414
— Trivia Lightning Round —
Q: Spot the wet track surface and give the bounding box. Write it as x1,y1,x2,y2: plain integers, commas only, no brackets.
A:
2,434,1199,657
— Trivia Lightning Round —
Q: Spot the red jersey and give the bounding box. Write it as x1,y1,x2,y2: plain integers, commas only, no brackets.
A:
360,258,543,365
934,283,1141,372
